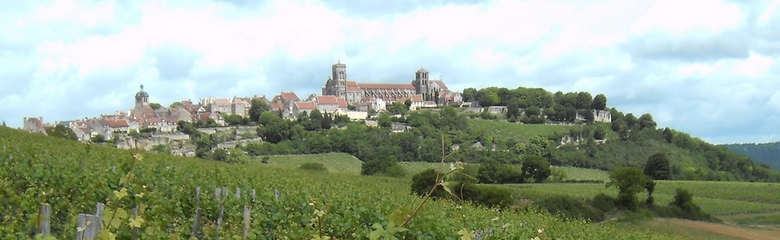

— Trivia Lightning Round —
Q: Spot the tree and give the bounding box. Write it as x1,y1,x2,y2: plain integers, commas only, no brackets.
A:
575,92,593,109
624,113,637,130
320,112,332,129
170,101,184,108
377,113,392,128
522,156,551,183
525,105,540,117
638,113,657,130
662,127,673,143
579,109,594,124
149,102,162,110
592,94,607,110
506,100,520,119
404,99,413,110
611,118,625,132
90,134,106,143
606,167,648,210
514,136,549,158
644,153,671,180
411,169,443,198
462,87,478,102
478,92,499,107
2,121,6,127
249,98,270,123
45,125,77,141
594,126,606,140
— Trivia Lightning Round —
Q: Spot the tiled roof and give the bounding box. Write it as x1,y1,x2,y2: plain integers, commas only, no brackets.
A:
431,80,448,90
346,81,361,92
269,102,284,111
213,98,232,106
336,97,348,108
281,92,299,102
357,83,416,90
317,95,339,105
295,101,316,110
101,119,129,128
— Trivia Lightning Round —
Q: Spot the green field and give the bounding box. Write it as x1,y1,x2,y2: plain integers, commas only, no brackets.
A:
468,119,615,143
553,166,609,181
256,153,364,174
2,126,681,239
512,181,780,216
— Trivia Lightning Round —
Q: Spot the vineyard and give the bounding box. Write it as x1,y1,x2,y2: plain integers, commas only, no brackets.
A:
0,126,676,239
513,182,780,216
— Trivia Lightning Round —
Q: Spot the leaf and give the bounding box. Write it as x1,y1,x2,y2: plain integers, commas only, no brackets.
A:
97,229,116,240
138,203,147,215
458,228,475,240
440,182,454,197
388,206,412,227
113,188,128,200
369,223,384,240
114,208,129,220
128,216,144,228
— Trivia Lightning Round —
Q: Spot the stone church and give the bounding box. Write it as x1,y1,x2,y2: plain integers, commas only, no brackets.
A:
321,61,449,104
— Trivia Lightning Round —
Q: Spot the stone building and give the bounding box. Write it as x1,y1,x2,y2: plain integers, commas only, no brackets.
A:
321,61,451,104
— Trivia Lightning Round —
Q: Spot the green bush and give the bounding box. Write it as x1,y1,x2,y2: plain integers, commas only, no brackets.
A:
299,162,327,171
452,182,514,209
589,193,616,212
535,195,605,222
380,164,407,178
411,169,444,199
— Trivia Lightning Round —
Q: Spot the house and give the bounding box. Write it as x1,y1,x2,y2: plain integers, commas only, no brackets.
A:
576,109,612,123
438,91,463,106
400,94,425,110
231,97,251,117
22,117,47,135
202,98,232,114
292,101,316,119
314,95,343,114
193,112,225,126
488,106,507,114
371,98,387,112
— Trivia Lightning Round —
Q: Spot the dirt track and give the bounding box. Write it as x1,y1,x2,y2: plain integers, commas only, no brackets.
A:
667,219,780,240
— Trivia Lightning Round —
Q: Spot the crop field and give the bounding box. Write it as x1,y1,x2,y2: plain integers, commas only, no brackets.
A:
512,182,780,216
553,166,609,181
0,127,678,239
468,119,616,143
254,153,363,174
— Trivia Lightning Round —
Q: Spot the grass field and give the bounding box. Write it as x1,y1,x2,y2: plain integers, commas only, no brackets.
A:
253,153,364,174
553,166,609,181
468,119,616,143
512,181,780,216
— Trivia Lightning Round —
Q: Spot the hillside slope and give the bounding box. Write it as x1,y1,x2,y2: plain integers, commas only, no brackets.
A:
721,142,780,170
0,126,675,239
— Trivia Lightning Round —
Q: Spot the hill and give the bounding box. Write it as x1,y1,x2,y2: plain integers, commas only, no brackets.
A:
0,126,677,239
721,142,780,170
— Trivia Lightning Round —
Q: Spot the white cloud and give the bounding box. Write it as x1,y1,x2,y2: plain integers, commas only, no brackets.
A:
1,0,779,144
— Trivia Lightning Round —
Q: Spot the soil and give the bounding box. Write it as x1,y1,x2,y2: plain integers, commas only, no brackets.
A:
666,218,780,240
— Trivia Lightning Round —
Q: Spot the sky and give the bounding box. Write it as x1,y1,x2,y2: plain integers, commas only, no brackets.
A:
1,0,779,144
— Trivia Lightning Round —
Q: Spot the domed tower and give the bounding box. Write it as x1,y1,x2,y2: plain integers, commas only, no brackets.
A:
413,67,429,95
135,84,150,109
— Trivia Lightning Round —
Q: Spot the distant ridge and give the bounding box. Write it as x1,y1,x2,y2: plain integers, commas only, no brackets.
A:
722,142,780,170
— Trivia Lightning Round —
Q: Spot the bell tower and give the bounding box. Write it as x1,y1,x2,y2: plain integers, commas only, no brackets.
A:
331,60,347,97
414,67,429,94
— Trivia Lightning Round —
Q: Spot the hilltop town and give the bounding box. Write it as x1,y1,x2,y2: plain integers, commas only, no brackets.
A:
20,60,611,155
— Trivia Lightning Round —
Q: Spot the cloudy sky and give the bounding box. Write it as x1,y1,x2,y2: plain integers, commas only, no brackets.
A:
1,0,779,144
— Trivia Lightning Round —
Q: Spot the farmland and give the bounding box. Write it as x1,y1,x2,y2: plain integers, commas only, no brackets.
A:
467,119,616,143
0,126,674,239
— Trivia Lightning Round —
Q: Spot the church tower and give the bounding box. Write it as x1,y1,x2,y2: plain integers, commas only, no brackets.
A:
331,60,347,98
414,67,429,95
135,84,149,109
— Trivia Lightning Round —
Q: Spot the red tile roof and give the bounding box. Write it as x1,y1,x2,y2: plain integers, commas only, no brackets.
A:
346,81,361,92
100,119,129,128
357,83,416,90
317,95,339,105
336,97,348,108
269,102,284,111
281,92,299,102
295,101,316,110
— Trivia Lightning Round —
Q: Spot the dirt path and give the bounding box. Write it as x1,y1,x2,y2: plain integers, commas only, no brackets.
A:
666,218,780,240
